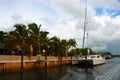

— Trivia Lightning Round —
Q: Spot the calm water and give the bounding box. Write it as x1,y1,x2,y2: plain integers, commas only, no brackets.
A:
0,58,120,80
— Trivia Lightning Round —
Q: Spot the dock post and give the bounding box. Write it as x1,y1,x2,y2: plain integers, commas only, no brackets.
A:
3,63,6,73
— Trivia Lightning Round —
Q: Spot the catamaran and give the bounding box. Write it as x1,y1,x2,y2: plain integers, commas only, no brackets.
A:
72,0,105,66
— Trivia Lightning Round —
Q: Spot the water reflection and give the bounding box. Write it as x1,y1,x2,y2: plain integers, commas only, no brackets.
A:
20,72,23,80
60,66,96,80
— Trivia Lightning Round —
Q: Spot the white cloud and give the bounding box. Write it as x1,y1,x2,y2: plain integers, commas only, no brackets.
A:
88,0,120,9
0,0,120,53
48,17,77,39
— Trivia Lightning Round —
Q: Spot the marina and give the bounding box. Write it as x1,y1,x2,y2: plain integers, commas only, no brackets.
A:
0,58,120,80
0,0,120,80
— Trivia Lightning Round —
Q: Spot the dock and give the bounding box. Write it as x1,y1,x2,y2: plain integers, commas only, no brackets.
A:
0,55,75,73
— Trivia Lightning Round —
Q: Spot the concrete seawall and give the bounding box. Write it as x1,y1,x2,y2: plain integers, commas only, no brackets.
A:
0,55,73,73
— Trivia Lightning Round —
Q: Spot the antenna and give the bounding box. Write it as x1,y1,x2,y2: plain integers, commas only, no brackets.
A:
82,0,87,48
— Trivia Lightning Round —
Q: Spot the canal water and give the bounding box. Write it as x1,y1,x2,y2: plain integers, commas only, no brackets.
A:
0,58,120,80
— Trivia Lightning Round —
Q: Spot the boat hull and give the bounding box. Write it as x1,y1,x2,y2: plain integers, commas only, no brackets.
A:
72,59,105,66
72,55,106,66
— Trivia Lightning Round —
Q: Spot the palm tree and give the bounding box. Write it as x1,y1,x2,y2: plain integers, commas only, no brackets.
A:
6,31,18,54
13,24,28,72
68,39,77,58
0,31,7,55
49,37,76,60
28,23,41,56
61,39,69,58
0,31,7,42
28,23,50,57
40,31,49,60
69,39,77,48
49,36,66,61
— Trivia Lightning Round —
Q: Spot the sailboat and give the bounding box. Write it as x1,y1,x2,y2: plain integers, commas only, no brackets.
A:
72,0,105,66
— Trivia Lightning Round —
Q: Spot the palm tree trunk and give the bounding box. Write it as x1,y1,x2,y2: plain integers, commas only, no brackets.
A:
21,40,24,73
45,51,47,60
21,51,24,72
29,45,33,59
65,49,68,59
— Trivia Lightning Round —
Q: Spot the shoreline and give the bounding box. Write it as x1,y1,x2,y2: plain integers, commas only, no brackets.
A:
0,55,74,73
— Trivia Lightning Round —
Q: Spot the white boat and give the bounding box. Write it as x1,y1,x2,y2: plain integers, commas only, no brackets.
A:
72,55,105,66
72,0,106,66
78,55,105,66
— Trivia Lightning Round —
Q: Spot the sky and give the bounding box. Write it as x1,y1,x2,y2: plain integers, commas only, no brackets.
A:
0,0,120,54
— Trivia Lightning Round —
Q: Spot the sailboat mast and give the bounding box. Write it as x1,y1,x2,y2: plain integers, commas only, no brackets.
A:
82,0,87,48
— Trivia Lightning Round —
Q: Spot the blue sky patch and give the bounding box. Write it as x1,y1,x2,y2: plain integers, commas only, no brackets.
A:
95,7,104,16
95,7,120,18
106,8,120,18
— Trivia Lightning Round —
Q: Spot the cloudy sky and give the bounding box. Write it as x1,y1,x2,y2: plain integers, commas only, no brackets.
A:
0,0,120,54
